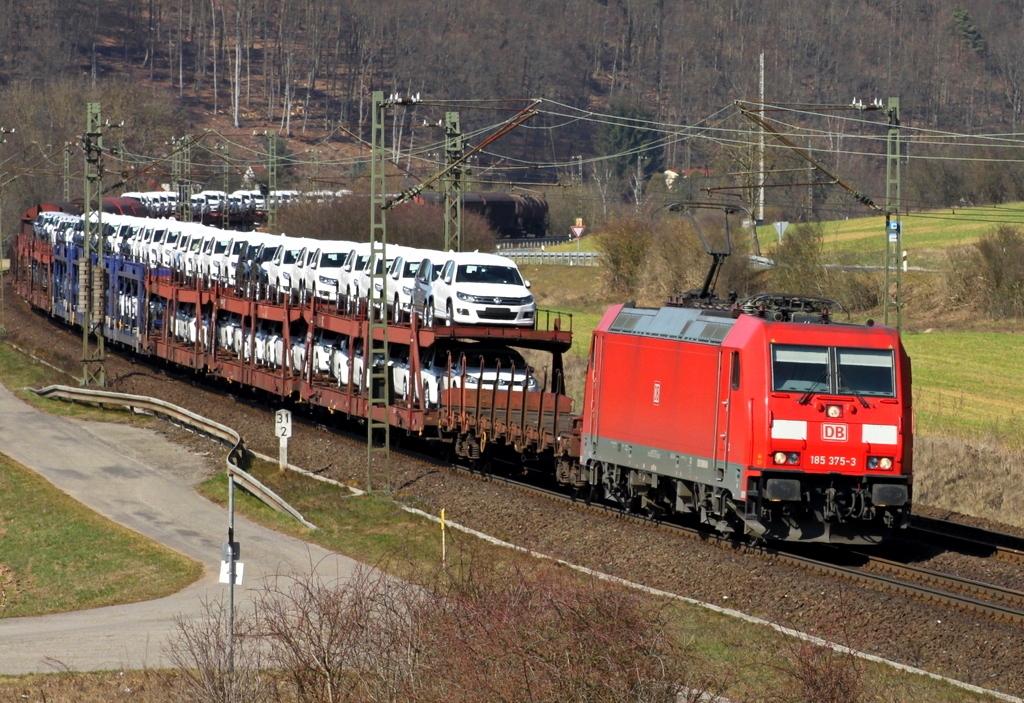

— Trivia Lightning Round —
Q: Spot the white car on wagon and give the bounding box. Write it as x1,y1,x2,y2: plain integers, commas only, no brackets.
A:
412,251,535,327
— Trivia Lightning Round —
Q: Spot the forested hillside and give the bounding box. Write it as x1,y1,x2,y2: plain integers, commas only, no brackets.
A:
8,0,1023,132
1,0,1024,229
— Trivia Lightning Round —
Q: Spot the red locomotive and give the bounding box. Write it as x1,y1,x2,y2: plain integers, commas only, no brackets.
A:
577,293,912,543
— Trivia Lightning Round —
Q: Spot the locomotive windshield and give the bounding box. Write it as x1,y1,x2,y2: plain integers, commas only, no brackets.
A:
772,344,895,398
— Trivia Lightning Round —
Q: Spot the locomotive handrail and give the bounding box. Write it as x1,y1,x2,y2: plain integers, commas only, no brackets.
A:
30,384,316,530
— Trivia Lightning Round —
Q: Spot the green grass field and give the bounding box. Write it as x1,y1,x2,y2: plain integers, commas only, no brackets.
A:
902,332,1024,447
0,452,201,617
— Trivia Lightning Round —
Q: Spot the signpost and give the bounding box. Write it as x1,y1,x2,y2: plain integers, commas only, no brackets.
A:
571,218,585,252
275,409,292,470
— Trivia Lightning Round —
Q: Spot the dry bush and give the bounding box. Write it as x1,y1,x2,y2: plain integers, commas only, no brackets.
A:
600,210,761,304
913,434,1024,528
634,218,710,302
945,225,1024,319
224,549,718,703
255,564,419,703
165,597,274,703
275,197,496,252
767,639,865,703
762,598,866,703
764,223,878,313
596,215,654,295
408,553,714,703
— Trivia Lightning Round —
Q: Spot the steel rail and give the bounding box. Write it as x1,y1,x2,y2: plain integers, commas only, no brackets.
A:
30,384,316,530
855,553,1024,610
434,463,1024,626
910,515,1024,567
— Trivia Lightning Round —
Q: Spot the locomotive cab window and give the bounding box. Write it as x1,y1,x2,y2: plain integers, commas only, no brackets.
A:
837,348,895,397
772,344,896,398
772,345,829,393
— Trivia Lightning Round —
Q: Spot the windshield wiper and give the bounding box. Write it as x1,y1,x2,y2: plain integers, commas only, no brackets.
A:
837,370,871,408
798,369,830,405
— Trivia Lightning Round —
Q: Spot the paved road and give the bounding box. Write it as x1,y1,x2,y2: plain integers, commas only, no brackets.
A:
0,383,364,674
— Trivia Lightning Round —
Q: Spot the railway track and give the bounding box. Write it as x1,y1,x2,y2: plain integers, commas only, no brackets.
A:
433,459,1024,627
910,514,1024,567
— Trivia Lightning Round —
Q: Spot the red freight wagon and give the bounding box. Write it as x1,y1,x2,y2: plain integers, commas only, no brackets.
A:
580,300,912,544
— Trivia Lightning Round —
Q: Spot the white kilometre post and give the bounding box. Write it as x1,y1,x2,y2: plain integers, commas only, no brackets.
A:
275,409,292,470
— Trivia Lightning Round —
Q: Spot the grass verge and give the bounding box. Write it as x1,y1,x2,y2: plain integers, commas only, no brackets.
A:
0,452,201,618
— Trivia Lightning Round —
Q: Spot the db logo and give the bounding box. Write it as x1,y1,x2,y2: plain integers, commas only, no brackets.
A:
822,423,848,442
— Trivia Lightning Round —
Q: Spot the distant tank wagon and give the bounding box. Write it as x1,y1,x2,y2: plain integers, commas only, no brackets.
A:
412,192,548,238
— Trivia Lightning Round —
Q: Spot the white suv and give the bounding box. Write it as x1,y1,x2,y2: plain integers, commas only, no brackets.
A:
387,248,432,321
393,340,538,406
301,240,353,302
413,251,535,327
264,236,315,295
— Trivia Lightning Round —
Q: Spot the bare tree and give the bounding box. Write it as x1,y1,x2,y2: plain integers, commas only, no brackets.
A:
166,597,274,703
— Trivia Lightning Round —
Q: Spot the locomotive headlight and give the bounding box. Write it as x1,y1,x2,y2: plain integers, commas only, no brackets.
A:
787,452,800,465
879,457,893,470
773,451,787,465
826,404,842,418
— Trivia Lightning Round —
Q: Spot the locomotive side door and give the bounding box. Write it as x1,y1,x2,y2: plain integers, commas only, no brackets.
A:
713,349,738,481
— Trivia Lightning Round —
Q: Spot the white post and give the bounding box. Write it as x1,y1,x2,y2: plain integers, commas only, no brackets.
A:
275,409,292,470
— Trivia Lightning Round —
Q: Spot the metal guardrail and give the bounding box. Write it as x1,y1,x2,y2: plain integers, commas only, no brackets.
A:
500,251,602,267
495,236,571,250
30,384,316,529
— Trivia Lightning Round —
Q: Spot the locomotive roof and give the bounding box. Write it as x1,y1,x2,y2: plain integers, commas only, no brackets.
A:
605,304,738,345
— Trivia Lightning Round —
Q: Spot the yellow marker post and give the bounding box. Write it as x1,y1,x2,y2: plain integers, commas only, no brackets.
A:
441,508,447,568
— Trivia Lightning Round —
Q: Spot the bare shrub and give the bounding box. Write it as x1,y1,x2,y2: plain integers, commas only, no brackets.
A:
635,217,712,302
246,548,718,703
597,215,654,295
404,552,717,703
765,223,878,312
255,564,420,703
768,638,865,703
945,224,1024,318
166,597,274,703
